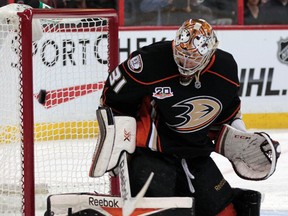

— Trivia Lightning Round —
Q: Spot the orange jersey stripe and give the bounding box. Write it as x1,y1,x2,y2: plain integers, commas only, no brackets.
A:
206,70,240,87
122,62,179,85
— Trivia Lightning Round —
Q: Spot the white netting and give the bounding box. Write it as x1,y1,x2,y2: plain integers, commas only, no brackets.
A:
0,6,117,215
0,7,23,214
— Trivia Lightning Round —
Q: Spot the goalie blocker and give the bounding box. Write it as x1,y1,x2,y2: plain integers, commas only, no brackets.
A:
215,124,281,180
89,106,137,177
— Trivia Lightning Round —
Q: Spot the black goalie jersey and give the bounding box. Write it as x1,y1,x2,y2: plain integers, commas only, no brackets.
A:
101,40,241,159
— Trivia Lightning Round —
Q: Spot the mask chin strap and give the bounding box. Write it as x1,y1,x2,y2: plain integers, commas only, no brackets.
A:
194,72,201,89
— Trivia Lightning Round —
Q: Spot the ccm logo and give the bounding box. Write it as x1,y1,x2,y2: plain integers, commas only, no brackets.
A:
234,135,251,139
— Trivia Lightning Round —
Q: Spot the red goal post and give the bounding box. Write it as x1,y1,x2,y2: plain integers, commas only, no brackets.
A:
0,8,119,216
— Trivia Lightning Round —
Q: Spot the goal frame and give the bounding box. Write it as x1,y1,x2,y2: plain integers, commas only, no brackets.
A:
18,8,119,216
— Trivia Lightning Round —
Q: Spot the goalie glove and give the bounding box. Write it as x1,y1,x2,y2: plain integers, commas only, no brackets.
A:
215,124,281,180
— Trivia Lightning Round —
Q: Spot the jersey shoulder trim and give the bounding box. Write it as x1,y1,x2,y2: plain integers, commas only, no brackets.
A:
206,70,240,87
204,50,239,87
121,62,179,85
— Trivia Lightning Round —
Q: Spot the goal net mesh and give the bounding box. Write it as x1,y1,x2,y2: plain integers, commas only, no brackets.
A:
0,6,118,215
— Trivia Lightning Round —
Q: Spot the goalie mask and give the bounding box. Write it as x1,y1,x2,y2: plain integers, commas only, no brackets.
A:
173,19,218,87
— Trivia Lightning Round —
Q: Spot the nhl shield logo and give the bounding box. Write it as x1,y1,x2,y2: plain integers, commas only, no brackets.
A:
277,38,288,65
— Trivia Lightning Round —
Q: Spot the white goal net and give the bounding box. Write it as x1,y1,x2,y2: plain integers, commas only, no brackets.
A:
0,4,119,216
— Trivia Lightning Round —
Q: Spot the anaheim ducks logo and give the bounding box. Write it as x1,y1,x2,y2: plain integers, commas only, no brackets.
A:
168,96,222,133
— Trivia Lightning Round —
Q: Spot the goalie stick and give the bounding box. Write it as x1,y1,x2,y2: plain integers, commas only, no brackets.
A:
118,151,155,216
123,172,154,216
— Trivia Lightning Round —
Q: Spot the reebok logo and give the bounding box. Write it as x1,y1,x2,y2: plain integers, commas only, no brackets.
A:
119,160,129,201
89,197,119,208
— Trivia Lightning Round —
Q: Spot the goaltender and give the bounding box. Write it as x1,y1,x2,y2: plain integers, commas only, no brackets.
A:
94,19,281,216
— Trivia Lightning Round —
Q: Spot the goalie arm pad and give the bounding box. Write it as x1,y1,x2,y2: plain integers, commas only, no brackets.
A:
215,124,281,180
89,107,136,177
230,118,247,132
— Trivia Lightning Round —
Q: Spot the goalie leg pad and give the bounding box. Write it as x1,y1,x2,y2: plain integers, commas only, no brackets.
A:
129,148,232,216
45,193,194,216
232,188,262,216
